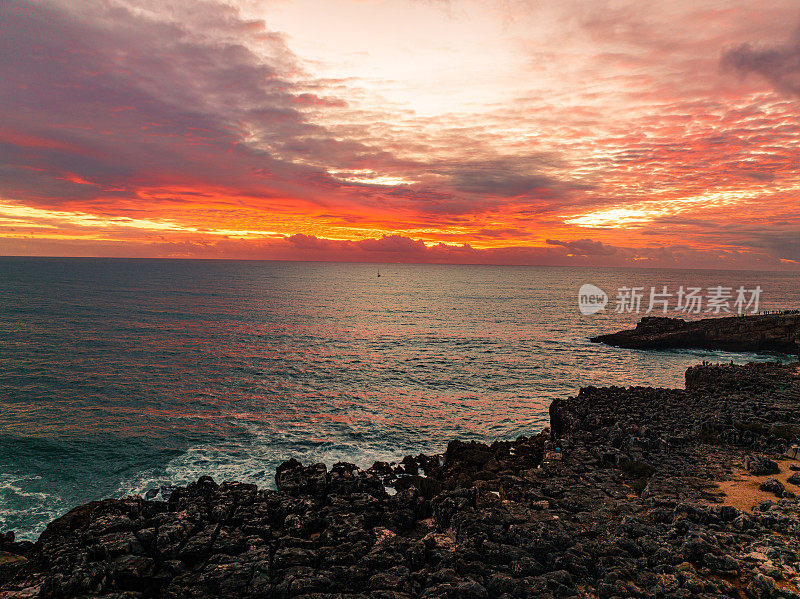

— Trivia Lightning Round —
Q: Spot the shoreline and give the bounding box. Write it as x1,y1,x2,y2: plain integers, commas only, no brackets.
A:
591,313,800,355
2,361,800,598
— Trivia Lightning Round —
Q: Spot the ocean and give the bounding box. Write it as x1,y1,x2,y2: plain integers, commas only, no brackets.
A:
1,258,798,540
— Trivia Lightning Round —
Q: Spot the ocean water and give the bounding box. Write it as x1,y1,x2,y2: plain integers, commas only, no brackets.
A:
1,258,798,540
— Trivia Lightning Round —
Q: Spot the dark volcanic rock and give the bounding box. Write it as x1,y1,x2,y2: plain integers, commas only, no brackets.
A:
745,455,781,476
0,531,33,557
591,313,800,354
3,361,800,598
760,478,785,497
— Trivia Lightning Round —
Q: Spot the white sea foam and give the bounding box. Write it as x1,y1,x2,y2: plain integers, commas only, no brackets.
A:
4,261,797,544
0,473,63,540
118,422,410,499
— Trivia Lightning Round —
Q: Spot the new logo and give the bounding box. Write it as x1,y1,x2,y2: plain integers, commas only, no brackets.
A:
578,283,608,315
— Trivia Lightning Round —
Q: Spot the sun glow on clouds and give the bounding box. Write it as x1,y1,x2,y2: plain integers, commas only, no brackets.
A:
262,0,531,117
327,170,414,186
0,201,283,240
1,0,800,267
565,187,788,228
566,208,659,228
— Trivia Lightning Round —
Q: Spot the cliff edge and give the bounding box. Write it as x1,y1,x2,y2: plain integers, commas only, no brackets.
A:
2,361,800,598
591,312,800,354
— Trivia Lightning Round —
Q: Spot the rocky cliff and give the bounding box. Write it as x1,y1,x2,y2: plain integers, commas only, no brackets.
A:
591,312,800,354
2,361,800,599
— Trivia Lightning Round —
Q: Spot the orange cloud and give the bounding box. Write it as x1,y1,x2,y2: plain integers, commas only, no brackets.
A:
0,0,799,269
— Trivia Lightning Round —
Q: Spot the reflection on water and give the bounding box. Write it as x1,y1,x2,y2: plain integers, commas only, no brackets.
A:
1,258,798,539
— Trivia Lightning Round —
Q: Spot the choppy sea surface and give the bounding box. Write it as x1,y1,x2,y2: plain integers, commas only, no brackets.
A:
1,258,798,539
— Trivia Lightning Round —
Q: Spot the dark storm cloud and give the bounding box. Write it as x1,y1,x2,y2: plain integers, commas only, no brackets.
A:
0,0,608,236
722,24,800,96
700,224,800,262
545,238,617,256
0,0,353,208
218,234,782,269
638,215,800,263
475,228,528,239
287,233,427,254
0,0,588,222
747,231,800,261
447,157,564,196
645,216,721,229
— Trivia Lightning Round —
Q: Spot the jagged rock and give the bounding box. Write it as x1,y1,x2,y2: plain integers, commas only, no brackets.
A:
0,531,33,558
746,456,781,476
760,479,785,497
276,459,329,496
0,551,28,588
591,313,800,354
748,573,779,599
3,361,800,598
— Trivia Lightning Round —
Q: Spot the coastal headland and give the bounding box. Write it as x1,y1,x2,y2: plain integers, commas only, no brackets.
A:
591,312,800,354
2,360,800,598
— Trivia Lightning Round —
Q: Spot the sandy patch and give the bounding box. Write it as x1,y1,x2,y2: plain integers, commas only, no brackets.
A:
715,458,800,512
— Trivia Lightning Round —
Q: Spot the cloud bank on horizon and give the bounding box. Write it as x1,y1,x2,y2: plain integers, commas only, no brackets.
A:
1,0,799,268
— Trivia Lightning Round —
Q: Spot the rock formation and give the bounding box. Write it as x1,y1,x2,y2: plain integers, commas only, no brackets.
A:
2,361,800,598
591,312,800,354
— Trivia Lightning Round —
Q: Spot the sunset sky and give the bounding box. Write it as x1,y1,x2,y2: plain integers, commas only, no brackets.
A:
2,0,800,268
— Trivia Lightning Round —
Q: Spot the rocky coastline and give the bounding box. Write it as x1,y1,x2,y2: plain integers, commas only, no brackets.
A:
590,313,800,354
2,361,800,598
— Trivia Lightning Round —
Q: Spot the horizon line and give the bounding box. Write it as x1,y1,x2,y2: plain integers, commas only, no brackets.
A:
2,254,799,274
